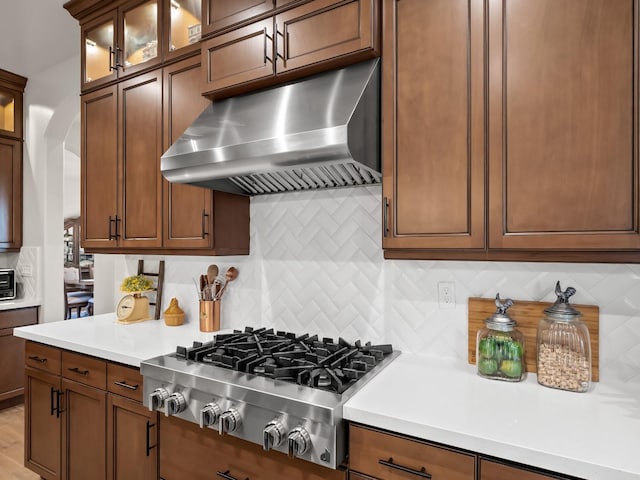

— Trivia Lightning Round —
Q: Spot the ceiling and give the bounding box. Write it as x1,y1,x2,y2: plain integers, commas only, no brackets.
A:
0,0,79,78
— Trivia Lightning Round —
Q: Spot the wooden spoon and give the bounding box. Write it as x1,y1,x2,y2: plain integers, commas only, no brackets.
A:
207,264,219,286
216,267,238,300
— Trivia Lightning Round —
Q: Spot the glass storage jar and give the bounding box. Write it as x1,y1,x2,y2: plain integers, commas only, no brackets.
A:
476,294,525,382
536,281,591,393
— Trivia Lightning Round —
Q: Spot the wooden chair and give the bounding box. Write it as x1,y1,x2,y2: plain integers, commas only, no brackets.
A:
64,284,92,319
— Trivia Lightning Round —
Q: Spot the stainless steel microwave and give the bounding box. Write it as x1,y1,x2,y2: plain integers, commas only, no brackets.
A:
0,269,16,300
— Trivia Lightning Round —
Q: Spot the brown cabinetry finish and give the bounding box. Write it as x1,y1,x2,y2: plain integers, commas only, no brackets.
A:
382,0,485,251
0,308,37,403
24,367,62,480
488,0,640,251
349,424,476,480
203,0,275,37
107,362,144,403
275,0,379,75
62,350,107,390
160,414,346,480
0,137,22,251
107,393,158,480
26,341,62,375
480,459,569,480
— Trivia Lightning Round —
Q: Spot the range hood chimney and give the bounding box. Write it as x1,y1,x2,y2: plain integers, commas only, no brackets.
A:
161,59,380,195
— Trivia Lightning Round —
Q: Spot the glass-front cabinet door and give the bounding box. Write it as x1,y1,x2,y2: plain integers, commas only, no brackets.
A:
166,0,201,58
121,0,162,74
81,12,117,90
0,91,16,135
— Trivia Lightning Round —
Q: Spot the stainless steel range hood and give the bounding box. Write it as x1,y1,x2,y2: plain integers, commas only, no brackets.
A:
161,59,380,195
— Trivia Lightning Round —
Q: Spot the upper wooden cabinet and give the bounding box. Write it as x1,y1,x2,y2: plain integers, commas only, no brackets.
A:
202,0,275,37
201,0,380,98
0,69,26,253
383,0,640,262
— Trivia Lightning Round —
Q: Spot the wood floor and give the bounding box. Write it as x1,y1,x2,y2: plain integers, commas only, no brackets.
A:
0,404,39,479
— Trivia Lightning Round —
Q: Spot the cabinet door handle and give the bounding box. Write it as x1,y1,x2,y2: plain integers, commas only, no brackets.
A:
216,470,249,480
67,367,89,376
115,46,123,70
275,24,286,65
263,28,273,64
56,390,64,418
28,355,47,363
109,46,116,72
108,215,116,240
379,457,432,479
114,380,139,391
146,421,156,456
114,215,121,239
201,210,209,239
50,387,56,416
383,197,390,237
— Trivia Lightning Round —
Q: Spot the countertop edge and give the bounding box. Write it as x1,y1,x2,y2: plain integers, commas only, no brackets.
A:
0,299,41,311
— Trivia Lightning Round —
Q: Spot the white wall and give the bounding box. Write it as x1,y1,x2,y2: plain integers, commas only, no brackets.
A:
103,186,640,388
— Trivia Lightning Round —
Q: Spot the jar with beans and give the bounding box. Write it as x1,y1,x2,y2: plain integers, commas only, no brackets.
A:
536,281,591,393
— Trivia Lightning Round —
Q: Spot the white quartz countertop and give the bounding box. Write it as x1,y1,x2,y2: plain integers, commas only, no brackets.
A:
343,353,640,480
0,298,41,311
13,313,219,367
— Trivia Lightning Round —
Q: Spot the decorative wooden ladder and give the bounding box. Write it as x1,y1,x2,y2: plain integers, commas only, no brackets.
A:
137,260,165,320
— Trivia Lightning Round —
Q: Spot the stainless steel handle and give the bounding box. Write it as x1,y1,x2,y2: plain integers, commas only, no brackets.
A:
28,355,47,363
275,23,286,64
114,215,121,239
113,380,139,391
216,470,249,480
383,196,390,237
108,216,116,240
67,367,89,376
108,46,116,71
146,420,156,457
201,210,209,239
378,457,432,479
263,28,273,64
115,46,123,69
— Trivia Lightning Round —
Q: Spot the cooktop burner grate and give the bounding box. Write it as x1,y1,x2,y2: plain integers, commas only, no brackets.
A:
175,327,393,394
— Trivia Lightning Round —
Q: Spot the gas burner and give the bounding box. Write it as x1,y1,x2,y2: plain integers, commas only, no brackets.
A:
175,327,393,394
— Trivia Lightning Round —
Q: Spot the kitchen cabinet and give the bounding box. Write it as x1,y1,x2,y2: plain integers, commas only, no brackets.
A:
202,0,275,37
479,458,571,480
0,307,38,405
383,0,640,262
201,0,380,98
0,69,26,252
23,342,158,480
159,414,347,480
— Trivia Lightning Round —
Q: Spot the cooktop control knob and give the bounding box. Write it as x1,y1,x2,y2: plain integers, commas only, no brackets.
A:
287,426,311,458
263,419,286,451
199,402,222,428
164,392,187,417
218,408,241,435
148,387,170,412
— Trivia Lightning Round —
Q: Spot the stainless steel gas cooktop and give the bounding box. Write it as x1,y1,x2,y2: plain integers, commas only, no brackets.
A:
140,327,399,469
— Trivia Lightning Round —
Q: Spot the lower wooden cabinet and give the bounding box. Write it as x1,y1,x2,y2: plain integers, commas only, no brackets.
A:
0,307,37,403
23,342,158,480
159,414,347,480
479,458,571,480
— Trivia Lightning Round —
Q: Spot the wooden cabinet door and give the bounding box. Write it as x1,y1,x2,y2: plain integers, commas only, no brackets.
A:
81,10,118,91
0,137,21,251
488,0,640,251
275,0,379,76
118,0,163,80
24,367,62,480
163,56,213,248
201,18,275,96
107,394,158,480
480,459,568,480
118,70,163,248
381,0,485,251
61,379,107,480
82,85,119,249
202,0,275,37
0,328,26,401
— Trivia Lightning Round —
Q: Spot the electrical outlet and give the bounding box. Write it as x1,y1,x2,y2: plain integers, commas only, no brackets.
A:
438,281,455,309
20,264,33,277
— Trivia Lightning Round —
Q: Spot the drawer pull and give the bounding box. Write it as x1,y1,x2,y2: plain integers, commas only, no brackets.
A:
379,457,432,479
114,380,139,391
68,367,89,376
146,421,156,457
216,470,249,480
28,355,47,363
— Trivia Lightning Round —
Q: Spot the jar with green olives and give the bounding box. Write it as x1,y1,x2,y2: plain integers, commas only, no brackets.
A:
476,294,526,382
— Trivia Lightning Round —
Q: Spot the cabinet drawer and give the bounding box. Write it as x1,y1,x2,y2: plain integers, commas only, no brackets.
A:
350,425,476,480
107,362,143,403
62,351,106,390
0,307,38,329
25,341,61,375
480,459,569,480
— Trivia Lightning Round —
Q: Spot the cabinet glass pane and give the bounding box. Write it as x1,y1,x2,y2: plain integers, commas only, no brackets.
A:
169,0,201,51
85,21,114,83
0,92,15,132
124,0,158,68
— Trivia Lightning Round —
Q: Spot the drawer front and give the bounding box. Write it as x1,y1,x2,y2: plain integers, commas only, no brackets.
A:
62,351,106,390
0,306,38,329
107,362,143,403
350,425,476,480
25,341,61,375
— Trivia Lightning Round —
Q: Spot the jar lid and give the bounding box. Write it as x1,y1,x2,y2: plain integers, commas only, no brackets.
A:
544,281,582,320
485,294,516,330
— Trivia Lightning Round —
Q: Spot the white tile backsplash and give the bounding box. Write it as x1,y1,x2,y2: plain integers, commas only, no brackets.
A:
113,185,640,386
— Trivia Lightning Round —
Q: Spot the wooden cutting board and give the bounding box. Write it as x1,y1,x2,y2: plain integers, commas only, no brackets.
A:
468,297,599,381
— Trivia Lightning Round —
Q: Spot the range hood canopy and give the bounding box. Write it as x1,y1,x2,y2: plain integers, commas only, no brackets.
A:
161,59,381,195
